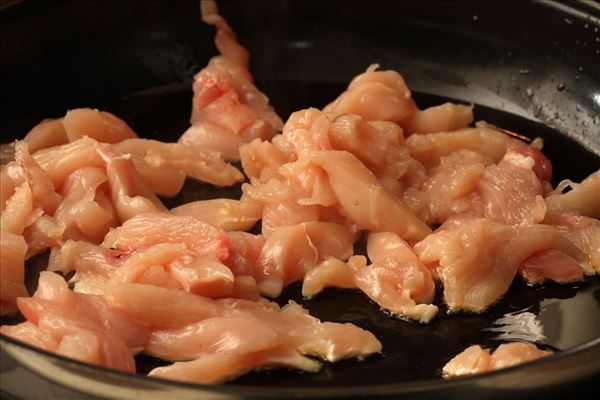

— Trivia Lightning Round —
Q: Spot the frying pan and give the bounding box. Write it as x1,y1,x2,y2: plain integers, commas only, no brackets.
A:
1,1,599,398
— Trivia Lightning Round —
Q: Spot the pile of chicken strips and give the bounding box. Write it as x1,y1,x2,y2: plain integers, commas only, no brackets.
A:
1,0,598,383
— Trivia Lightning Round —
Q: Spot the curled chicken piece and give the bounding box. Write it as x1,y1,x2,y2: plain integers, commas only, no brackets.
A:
546,170,600,219
324,64,417,124
443,343,551,377
179,0,283,160
415,218,586,312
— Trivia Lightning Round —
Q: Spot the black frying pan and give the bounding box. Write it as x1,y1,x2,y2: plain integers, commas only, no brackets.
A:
1,1,599,399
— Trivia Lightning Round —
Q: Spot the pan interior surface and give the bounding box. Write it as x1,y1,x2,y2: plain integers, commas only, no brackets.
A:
1,0,599,397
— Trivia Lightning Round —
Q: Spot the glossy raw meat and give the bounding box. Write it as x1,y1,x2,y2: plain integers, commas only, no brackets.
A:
179,0,283,160
415,219,586,312
0,231,28,315
324,64,417,124
443,342,551,377
546,170,600,219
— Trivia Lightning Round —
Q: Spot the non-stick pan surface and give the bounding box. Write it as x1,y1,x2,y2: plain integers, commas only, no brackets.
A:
1,1,599,399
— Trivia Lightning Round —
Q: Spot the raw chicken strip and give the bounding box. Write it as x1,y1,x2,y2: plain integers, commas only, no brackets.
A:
148,347,321,384
415,219,586,312
402,102,473,135
404,126,525,168
520,249,583,285
402,150,492,225
171,197,261,231
546,170,600,219
477,150,547,225
239,137,293,183
302,258,358,298
1,142,63,254
324,64,417,124
32,137,106,189
32,272,151,351
10,272,140,371
547,213,600,274
62,108,137,143
303,151,431,240
282,108,426,194
1,181,33,235
104,283,225,329
53,167,118,243
48,240,126,295
146,316,280,361
0,231,28,315
22,214,65,258
255,221,354,297
98,146,167,222
23,118,68,153
114,138,243,188
147,299,380,384
16,296,136,372
99,240,239,299
0,322,59,352
179,0,283,160
354,233,438,323
303,234,439,324
403,149,547,226
102,213,228,257
22,109,137,154
442,343,551,377
108,243,187,286
279,301,382,362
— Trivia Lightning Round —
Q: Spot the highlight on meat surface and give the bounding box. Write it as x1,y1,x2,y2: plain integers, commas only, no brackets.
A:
1,0,599,387
442,342,552,377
